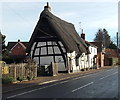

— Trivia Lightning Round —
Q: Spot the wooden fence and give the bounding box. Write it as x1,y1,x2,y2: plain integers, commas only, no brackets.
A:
2,63,37,80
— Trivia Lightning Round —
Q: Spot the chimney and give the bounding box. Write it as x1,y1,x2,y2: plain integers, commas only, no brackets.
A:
44,2,51,11
18,39,20,42
81,29,85,40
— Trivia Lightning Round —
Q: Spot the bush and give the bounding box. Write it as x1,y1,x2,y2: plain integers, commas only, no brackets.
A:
27,76,33,81
17,77,24,82
32,76,36,80
2,77,15,84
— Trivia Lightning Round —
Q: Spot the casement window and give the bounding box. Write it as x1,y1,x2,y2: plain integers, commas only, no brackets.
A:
76,57,79,66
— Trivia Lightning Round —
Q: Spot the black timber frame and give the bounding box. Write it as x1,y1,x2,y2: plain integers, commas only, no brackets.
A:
31,36,67,67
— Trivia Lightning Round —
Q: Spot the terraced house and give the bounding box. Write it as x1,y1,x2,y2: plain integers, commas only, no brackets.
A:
26,3,97,73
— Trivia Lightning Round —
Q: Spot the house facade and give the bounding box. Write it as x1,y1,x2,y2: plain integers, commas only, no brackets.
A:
81,33,98,69
7,40,28,63
104,48,120,66
86,42,98,69
90,42,104,67
26,3,98,73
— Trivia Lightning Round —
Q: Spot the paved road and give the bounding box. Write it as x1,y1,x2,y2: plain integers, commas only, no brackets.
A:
3,66,118,99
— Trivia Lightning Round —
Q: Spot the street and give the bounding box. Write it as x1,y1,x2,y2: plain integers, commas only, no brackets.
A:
3,66,118,99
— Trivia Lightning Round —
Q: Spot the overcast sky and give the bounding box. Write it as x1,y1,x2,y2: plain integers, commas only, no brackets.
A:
1,1,118,44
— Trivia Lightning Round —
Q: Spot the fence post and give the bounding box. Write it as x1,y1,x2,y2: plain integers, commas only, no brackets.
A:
21,64,23,78
14,66,16,80
35,65,37,77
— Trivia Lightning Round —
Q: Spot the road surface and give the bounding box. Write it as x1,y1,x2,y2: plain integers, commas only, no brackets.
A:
3,66,118,99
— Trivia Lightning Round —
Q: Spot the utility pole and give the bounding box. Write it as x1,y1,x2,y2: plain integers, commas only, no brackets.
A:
117,32,118,48
0,31,2,61
117,32,119,58
103,30,105,48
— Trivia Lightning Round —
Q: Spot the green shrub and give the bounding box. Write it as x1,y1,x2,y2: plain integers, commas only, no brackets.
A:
32,76,36,80
23,76,27,80
2,77,15,84
27,76,33,81
17,77,24,82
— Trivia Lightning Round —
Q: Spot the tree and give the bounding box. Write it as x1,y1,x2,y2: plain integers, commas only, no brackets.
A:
94,29,103,42
2,34,6,55
108,41,118,49
94,28,111,48
103,29,111,48
1,33,9,61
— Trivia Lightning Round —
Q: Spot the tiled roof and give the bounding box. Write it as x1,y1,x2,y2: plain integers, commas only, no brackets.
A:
90,42,103,53
105,48,120,57
7,42,29,51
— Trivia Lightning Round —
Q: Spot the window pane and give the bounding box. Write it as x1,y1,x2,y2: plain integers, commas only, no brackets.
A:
48,47,53,54
58,41,63,46
54,46,60,54
31,42,36,50
37,42,46,47
47,42,52,45
41,47,47,55
35,48,40,55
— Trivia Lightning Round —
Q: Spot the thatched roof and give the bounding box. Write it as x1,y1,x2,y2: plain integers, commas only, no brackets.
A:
27,7,89,55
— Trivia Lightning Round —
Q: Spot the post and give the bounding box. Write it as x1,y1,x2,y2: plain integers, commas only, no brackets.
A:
14,66,16,80
0,31,2,100
117,32,119,57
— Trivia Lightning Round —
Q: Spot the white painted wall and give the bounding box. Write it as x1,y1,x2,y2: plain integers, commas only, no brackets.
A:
67,46,97,72
78,53,88,70
31,42,97,73
88,46,97,68
67,51,88,72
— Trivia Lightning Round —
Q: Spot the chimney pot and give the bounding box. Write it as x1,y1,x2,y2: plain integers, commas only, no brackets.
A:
81,33,85,40
18,39,20,42
44,2,51,11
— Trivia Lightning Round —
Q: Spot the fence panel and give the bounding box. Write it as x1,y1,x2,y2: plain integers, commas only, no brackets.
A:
2,63,37,80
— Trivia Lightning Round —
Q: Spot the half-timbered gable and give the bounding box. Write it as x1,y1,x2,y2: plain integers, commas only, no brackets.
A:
27,3,89,72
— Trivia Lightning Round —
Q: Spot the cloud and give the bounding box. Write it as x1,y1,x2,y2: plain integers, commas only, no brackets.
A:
55,12,78,21
0,0,119,2
1,2,118,43
88,14,117,29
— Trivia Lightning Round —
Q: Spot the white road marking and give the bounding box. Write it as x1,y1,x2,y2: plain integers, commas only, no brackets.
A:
72,67,117,81
72,82,94,93
106,68,116,72
7,82,60,99
6,67,117,98
99,71,118,80
60,80,69,84
38,80,58,85
72,73,95,80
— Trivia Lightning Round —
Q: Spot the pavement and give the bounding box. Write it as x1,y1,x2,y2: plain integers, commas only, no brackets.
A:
2,65,117,94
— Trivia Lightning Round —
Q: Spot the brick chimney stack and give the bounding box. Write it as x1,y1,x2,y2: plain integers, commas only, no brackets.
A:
81,29,85,40
44,2,51,11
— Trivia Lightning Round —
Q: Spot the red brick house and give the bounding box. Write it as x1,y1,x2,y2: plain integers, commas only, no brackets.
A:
7,40,29,63
104,48,120,66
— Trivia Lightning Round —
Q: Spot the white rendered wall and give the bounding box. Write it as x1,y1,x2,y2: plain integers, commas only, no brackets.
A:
88,46,97,68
